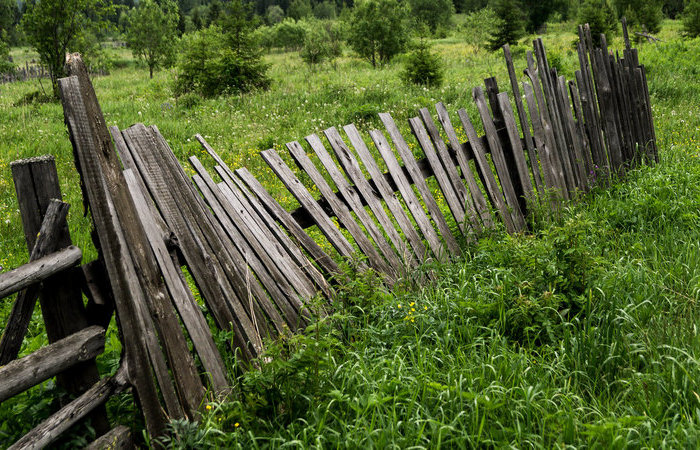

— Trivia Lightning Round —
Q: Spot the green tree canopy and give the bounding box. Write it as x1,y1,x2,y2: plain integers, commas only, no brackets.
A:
682,0,700,38
408,0,454,33
125,0,179,78
22,0,115,96
488,0,525,51
346,0,408,67
578,0,617,46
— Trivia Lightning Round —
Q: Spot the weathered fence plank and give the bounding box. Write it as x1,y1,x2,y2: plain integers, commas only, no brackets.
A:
0,326,105,403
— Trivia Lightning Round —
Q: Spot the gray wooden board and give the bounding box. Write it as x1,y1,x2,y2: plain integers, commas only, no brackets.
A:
409,115,469,235
576,33,608,174
522,82,558,193
434,102,494,228
325,126,415,268
307,133,404,273
189,170,293,333
123,169,228,392
0,326,105,403
415,110,476,233
215,166,331,299
524,54,569,199
569,79,595,176
503,44,543,194
369,128,448,262
261,148,357,260
557,76,588,190
214,179,316,314
0,200,69,365
456,108,517,233
379,113,461,256
8,367,128,450
58,71,168,436
593,48,624,172
472,87,526,231
496,92,535,202
143,126,264,358
0,246,82,299
342,124,427,264
234,167,339,277
85,425,133,450
286,140,394,277
418,109,475,223
190,156,316,305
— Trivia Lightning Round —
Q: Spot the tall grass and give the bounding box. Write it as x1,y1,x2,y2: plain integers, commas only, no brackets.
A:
1,19,699,448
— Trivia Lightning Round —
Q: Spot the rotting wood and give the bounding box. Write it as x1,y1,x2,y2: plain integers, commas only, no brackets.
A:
287,140,394,277
123,169,229,392
0,326,105,403
343,124,428,264
0,200,70,365
380,113,462,256
60,61,169,436
308,133,405,274
0,246,82,300
370,128,447,262
8,366,129,450
434,102,493,228
85,425,133,450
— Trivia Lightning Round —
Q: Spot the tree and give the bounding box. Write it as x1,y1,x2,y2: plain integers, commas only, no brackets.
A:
347,0,408,67
682,0,700,38
521,0,556,33
401,39,443,86
313,1,337,19
614,0,663,34
487,0,525,51
578,0,617,46
125,0,179,78
300,20,333,66
409,0,454,33
22,0,115,96
288,0,312,19
0,39,13,74
266,5,285,24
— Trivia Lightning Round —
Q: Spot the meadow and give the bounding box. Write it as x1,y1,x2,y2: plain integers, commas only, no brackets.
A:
1,18,700,447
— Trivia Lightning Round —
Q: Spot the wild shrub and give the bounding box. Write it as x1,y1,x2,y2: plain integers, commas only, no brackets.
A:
346,0,409,67
401,40,444,87
460,7,498,49
487,0,525,51
577,0,617,47
0,38,12,74
682,0,700,38
174,26,270,98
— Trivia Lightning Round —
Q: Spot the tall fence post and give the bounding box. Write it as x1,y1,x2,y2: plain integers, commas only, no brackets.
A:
10,155,110,435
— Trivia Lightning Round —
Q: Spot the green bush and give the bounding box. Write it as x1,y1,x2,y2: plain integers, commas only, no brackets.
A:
460,7,498,49
578,0,617,47
618,0,663,35
346,0,409,67
300,20,342,66
487,0,525,51
682,0,700,38
174,26,270,98
272,18,306,51
401,40,444,86
0,38,13,74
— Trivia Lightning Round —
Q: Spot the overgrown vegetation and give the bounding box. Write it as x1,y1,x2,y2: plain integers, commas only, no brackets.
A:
1,9,699,449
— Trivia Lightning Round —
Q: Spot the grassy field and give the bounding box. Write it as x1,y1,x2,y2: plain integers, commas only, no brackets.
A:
1,19,700,447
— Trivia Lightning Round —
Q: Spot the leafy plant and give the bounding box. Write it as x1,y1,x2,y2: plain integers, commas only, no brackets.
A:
578,0,618,47
488,0,525,51
401,40,444,87
125,0,179,79
346,0,409,67
682,0,700,38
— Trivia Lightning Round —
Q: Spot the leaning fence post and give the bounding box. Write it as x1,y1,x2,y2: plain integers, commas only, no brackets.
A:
10,155,110,435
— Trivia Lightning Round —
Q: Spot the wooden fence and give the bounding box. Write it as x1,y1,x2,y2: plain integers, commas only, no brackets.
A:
0,20,657,447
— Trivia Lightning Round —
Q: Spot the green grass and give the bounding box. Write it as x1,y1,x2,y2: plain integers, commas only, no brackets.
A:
1,19,700,448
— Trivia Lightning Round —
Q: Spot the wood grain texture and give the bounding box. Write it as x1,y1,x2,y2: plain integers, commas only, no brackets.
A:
0,326,105,403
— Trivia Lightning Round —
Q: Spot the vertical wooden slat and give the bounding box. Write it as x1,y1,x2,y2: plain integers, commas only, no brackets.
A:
286,140,394,277
473,87,526,230
306,134,404,273
496,92,535,203
380,113,462,256
369,129,447,261
503,44,543,194
457,109,517,233
434,102,494,228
